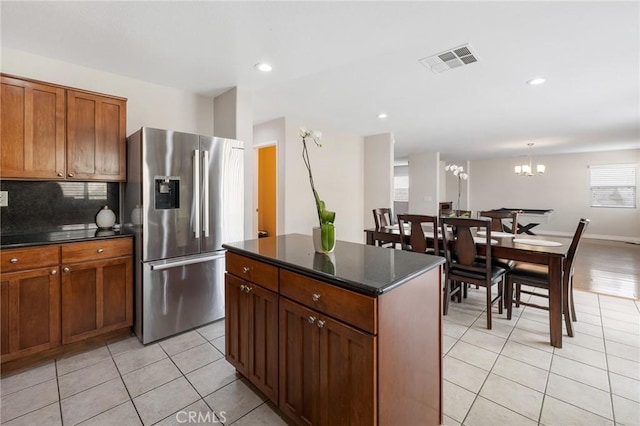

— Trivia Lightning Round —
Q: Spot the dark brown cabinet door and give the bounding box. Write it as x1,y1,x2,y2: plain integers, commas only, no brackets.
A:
225,274,250,376
225,273,279,403
279,298,319,426
0,76,65,179
61,256,132,344
66,90,126,181
0,267,60,361
319,316,376,426
247,282,279,402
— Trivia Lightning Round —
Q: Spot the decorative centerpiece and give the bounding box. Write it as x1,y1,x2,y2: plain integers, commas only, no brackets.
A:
300,127,336,253
444,164,469,215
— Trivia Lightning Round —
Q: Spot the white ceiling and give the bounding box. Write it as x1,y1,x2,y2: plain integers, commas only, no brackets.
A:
2,1,639,161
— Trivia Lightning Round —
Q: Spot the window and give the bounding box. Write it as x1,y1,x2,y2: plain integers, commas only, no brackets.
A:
394,175,409,202
589,164,636,208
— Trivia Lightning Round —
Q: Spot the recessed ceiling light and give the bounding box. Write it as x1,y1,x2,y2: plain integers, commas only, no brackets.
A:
255,62,272,72
527,77,546,86
378,113,388,119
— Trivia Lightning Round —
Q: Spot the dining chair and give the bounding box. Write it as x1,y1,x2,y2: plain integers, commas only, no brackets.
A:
478,210,520,234
372,208,396,248
440,217,507,329
505,218,590,337
397,214,439,256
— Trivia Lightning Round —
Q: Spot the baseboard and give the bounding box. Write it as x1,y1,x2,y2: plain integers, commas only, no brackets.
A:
535,230,640,244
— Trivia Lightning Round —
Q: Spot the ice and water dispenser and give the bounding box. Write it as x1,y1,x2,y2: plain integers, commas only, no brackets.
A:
155,176,180,209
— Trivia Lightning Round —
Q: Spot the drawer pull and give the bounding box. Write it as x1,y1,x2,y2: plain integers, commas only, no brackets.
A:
57,172,64,177
240,284,247,292
316,319,325,329
245,285,253,293
242,266,251,274
9,258,18,264
308,316,317,324
51,270,57,275
68,173,75,177
63,267,70,273
97,248,104,254
312,293,321,302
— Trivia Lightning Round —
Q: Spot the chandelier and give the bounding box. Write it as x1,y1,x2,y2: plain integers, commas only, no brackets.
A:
515,143,545,176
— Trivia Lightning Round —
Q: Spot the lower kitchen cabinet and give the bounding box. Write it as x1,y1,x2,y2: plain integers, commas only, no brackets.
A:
0,267,60,361
1,237,134,368
225,273,279,402
224,239,443,426
279,297,375,426
61,239,133,344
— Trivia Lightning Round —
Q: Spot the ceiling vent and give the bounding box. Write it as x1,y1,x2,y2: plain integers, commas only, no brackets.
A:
419,44,478,73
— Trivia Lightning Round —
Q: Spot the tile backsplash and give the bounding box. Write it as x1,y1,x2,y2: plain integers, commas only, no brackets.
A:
0,181,120,235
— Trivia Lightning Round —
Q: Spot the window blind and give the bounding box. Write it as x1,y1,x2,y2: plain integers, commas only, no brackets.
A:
589,164,636,208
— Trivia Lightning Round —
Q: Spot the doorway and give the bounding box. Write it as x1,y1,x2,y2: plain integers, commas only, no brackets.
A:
257,144,276,238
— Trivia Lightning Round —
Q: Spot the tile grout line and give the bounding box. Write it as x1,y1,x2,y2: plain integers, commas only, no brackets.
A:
105,340,145,426
600,294,618,426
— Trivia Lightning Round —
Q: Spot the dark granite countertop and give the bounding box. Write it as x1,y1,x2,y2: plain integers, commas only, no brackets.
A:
223,233,444,296
1,227,135,249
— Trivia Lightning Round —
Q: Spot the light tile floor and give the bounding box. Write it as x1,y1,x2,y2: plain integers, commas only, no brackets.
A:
1,288,638,425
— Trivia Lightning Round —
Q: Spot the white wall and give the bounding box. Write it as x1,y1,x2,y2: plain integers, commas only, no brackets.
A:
253,118,286,235
283,116,364,243
363,133,393,228
470,149,640,241
408,151,441,215
2,48,213,136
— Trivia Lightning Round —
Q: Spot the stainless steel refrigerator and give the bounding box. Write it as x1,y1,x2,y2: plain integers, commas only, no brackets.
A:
124,127,244,344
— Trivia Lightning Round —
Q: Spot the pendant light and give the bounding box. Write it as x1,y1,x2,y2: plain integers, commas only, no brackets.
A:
515,143,545,176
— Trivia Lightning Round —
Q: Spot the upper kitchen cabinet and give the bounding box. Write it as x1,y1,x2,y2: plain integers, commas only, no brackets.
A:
66,90,126,181
0,74,127,182
0,75,66,179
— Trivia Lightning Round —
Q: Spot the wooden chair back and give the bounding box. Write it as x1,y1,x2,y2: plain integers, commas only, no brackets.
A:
565,218,590,278
441,217,492,277
397,214,439,256
479,210,519,234
372,208,394,230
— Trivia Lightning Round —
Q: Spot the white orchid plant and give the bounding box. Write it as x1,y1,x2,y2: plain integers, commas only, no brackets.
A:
299,127,335,251
445,164,469,215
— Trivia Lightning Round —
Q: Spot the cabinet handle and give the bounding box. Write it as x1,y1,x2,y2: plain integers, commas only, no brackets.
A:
312,293,321,302
68,173,75,177
57,172,64,177
63,267,70,273
51,270,57,275
240,284,247,292
308,316,317,324
242,266,251,274
97,248,104,253
9,258,18,264
316,320,325,329
245,286,253,293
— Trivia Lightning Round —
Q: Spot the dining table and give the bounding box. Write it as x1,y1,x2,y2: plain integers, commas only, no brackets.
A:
364,225,573,348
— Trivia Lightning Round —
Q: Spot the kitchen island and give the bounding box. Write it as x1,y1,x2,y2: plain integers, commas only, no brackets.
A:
223,233,444,426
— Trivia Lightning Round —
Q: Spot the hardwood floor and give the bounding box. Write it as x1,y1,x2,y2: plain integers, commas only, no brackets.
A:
573,238,639,299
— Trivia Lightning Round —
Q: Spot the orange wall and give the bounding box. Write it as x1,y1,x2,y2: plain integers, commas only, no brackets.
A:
258,145,276,236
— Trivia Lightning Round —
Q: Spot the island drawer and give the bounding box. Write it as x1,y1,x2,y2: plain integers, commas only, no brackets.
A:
61,238,132,264
280,269,376,334
0,246,60,273
226,252,278,292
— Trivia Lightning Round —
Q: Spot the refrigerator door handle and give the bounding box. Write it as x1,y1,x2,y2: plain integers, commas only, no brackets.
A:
193,149,200,238
149,253,226,271
202,150,210,238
